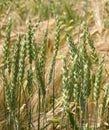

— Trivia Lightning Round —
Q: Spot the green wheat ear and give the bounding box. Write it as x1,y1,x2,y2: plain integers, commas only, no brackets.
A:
32,38,46,96
39,28,48,76
62,56,70,114
68,55,78,99
100,83,109,119
47,15,60,85
82,61,91,101
32,18,40,34
2,18,12,73
83,22,98,64
18,36,26,85
82,28,89,64
10,34,21,111
26,19,33,65
73,68,81,106
94,55,105,104
2,70,11,107
27,67,33,98
73,51,84,106
66,33,78,61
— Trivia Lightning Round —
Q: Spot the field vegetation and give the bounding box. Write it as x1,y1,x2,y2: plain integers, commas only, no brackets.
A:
0,0,109,130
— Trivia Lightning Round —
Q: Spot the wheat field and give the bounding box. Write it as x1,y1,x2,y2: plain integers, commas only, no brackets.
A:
0,0,109,130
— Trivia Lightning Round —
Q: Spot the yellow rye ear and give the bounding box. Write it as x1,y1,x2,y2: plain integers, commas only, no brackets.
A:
56,55,64,60
47,117,60,124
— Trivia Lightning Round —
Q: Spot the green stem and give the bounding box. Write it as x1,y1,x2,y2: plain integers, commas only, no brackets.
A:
18,84,21,130
85,100,89,126
52,70,55,130
38,87,41,130
43,95,47,130
74,106,77,130
60,109,65,130
79,98,83,130
94,102,98,130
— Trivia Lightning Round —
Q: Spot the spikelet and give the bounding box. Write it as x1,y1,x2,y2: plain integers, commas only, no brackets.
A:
18,36,26,85
47,15,60,85
100,83,109,119
10,34,21,111
2,18,12,73
26,19,33,64
32,38,46,96
62,56,70,114
94,55,105,103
